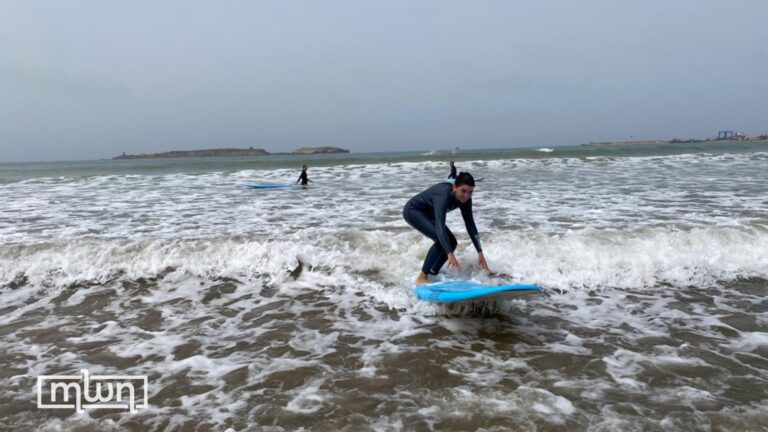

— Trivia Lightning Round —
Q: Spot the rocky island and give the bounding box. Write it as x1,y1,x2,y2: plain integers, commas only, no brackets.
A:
292,146,350,155
113,146,350,159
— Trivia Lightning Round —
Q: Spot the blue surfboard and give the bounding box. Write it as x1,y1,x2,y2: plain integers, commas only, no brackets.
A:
243,183,295,189
443,177,484,184
414,280,541,303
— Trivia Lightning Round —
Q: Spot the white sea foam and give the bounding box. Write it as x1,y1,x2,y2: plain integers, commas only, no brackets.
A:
4,151,766,295
728,332,768,352
285,380,327,414
3,224,767,297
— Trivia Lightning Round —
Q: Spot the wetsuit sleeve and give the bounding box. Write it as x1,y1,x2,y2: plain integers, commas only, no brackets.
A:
432,194,455,254
460,199,482,252
297,173,302,183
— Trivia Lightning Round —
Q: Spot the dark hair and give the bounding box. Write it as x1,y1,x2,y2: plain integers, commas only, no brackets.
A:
454,172,475,187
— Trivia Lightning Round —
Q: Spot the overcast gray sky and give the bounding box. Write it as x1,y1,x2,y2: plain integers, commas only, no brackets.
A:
1,1,766,162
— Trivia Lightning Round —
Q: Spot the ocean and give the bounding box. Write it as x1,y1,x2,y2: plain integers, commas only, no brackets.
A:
1,141,767,431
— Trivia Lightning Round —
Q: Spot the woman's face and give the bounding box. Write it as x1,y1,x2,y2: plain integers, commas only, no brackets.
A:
453,184,474,203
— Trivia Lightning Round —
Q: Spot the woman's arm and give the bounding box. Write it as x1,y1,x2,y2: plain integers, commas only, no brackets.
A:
461,200,490,272
460,200,482,252
432,198,454,255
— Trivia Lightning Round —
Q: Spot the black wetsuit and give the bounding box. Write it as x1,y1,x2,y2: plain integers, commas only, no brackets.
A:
448,165,457,179
297,170,309,185
402,183,481,275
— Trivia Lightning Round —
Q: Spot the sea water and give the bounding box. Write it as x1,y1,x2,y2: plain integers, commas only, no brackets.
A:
1,142,767,431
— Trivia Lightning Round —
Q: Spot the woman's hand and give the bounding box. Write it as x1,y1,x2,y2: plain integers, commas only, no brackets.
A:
477,252,490,272
447,253,462,271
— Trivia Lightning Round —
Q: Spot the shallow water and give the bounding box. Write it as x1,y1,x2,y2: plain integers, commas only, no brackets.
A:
1,144,767,431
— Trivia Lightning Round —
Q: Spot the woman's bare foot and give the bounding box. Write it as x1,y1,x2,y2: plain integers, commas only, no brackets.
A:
415,272,429,285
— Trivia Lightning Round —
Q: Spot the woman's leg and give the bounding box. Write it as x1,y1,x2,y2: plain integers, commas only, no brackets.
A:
423,232,457,275
403,208,457,275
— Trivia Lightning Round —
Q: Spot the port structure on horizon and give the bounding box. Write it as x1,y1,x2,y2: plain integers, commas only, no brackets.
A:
717,130,735,140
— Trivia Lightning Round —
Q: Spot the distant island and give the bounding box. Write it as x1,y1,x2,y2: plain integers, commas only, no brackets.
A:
292,146,351,155
113,146,350,159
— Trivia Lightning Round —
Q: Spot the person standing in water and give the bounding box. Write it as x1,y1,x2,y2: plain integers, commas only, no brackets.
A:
403,172,490,285
296,164,313,185
447,161,457,179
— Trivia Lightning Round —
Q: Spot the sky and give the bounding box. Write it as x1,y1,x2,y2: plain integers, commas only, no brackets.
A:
1,1,767,162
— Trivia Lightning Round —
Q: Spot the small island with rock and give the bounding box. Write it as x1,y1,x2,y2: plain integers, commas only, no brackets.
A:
113,146,350,159
292,146,351,155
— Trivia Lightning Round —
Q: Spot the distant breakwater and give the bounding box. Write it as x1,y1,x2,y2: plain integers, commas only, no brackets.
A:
582,136,768,146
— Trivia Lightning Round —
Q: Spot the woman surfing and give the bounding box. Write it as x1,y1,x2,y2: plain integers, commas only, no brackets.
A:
402,172,490,285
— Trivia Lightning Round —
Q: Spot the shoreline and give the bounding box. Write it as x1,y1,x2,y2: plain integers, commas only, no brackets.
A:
582,136,768,146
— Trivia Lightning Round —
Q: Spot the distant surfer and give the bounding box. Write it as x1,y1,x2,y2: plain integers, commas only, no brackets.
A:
296,165,313,185
447,161,457,179
403,172,489,285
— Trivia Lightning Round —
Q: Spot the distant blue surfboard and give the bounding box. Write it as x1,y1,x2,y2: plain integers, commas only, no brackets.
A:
414,280,541,303
443,177,484,184
243,183,295,189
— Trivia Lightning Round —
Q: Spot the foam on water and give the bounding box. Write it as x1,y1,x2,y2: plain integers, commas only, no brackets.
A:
2,149,768,430
2,224,767,300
